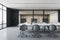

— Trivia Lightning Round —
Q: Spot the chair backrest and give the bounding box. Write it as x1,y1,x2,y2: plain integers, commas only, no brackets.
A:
48,24,57,31
32,25,40,31
20,24,28,31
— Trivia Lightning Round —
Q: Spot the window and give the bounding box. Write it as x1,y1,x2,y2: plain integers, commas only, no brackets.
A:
3,10,6,23
0,4,7,29
0,10,2,24
0,10,2,29
3,6,7,28
3,10,6,28
21,18,26,23
3,6,6,10
0,5,2,9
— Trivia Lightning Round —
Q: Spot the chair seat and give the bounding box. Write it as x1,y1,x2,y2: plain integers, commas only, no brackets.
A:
32,25,40,31
20,24,28,31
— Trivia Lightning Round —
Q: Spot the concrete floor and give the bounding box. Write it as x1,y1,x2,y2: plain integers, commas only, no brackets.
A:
0,27,60,40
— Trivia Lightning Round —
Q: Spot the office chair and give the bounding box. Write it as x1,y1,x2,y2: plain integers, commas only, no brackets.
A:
32,24,42,38
18,24,28,37
47,24,57,38
32,25,40,31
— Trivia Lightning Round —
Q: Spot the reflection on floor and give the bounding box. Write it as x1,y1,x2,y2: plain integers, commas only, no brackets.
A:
19,31,59,38
0,27,60,40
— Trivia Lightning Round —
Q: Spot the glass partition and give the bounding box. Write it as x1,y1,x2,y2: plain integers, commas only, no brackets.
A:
19,10,58,24
45,11,58,23
19,11,33,24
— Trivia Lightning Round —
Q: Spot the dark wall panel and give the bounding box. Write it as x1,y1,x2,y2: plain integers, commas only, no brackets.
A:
58,10,60,22
7,8,19,27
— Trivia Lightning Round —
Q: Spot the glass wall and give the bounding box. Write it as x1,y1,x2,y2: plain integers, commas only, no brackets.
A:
0,4,7,29
19,10,58,24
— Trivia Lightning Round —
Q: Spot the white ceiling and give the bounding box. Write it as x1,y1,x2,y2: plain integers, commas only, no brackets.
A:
1,0,60,9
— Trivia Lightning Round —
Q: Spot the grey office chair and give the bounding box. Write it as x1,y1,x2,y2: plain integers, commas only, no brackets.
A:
32,25,42,38
32,25,40,31
18,24,28,37
48,25,57,31
20,24,28,31
47,24,57,37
